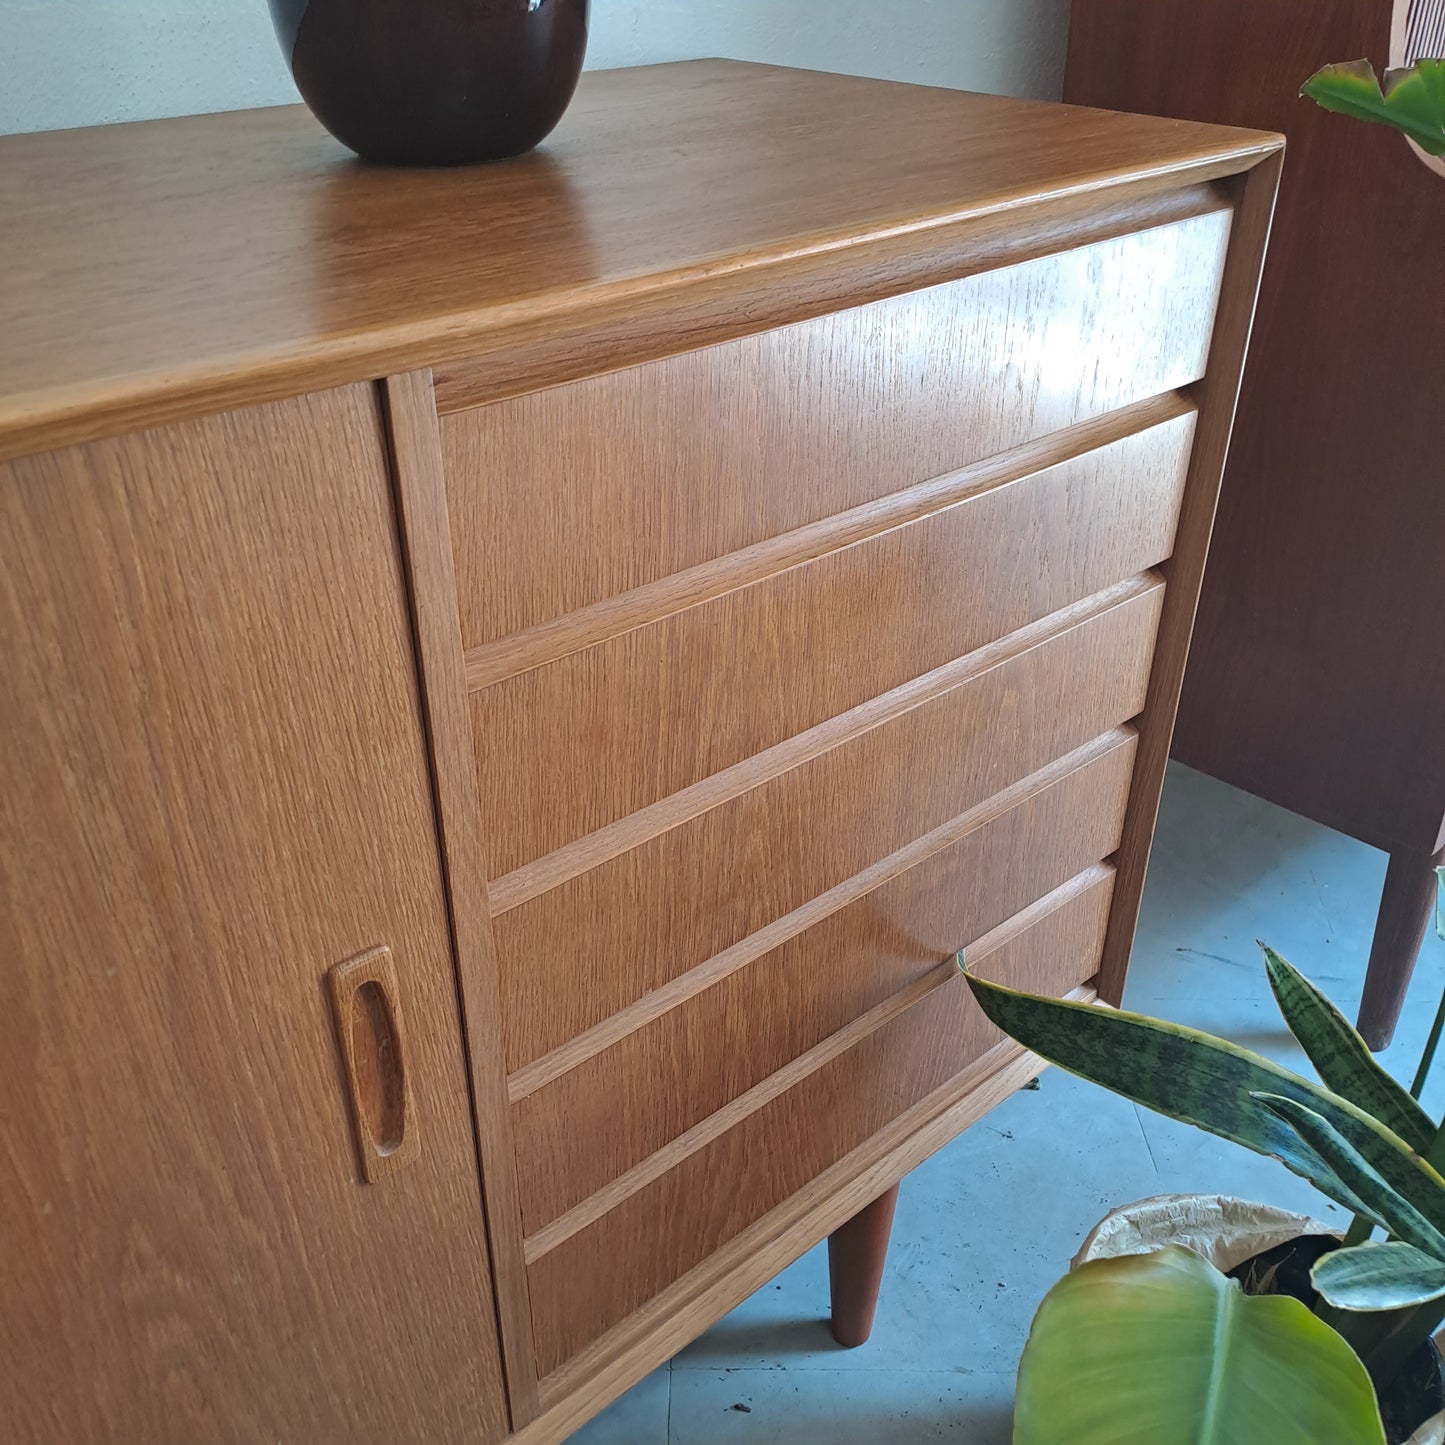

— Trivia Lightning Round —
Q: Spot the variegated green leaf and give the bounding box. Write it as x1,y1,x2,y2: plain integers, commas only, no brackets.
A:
961,967,1445,1239
1311,1241,1445,1313
1302,58,1445,155
1252,1093,1445,1258
1262,945,1434,1151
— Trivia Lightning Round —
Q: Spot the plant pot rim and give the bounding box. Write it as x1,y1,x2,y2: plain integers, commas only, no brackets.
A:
1073,1192,1335,1275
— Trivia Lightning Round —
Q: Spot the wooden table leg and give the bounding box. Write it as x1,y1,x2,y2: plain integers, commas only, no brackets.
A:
1357,846,1445,1052
827,1183,900,1348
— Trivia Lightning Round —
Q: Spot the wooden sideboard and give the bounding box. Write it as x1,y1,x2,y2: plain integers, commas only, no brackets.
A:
1065,0,1445,1051
0,62,1280,1443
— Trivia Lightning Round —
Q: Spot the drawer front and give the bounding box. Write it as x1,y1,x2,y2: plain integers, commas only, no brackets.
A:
474,409,1193,876
441,208,1230,649
524,864,1116,1376
426,201,1230,1401
512,730,1137,1233
493,575,1163,1072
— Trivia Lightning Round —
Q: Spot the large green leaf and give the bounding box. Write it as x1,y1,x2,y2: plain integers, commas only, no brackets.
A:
961,967,1445,1242
1312,1241,1445,1313
1262,946,1435,1152
1302,59,1445,155
1014,1246,1385,1445
1253,1093,1445,1258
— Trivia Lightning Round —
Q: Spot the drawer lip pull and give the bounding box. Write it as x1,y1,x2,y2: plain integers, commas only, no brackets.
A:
328,946,417,1183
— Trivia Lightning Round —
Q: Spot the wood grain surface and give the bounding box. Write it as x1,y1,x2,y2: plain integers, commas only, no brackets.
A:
524,867,1116,1376
0,57,1288,1444
0,61,1277,463
514,1040,1057,1441
492,576,1163,1072
432,183,1232,420
511,732,1137,1233
1089,158,1285,1005
383,370,541,1420
326,946,417,1185
457,398,1185,695
469,409,1193,874
504,730,1133,1106
0,389,509,1443
1069,0,1445,864
441,213,1225,650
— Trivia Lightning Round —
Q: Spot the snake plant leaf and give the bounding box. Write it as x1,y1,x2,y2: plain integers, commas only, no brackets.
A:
1252,1093,1445,1259
1262,945,1435,1152
1302,58,1445,155
1014,1245,1386,1445
961,968,1429,1230
1311,1241,1445,1313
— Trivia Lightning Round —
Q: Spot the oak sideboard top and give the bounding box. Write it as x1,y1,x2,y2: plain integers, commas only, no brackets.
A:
0,59,1279,461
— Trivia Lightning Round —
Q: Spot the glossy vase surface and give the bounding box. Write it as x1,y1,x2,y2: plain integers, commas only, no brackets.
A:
268,0,590,165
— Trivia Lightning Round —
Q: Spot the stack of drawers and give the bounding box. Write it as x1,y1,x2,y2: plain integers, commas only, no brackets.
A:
436,201,1232,1377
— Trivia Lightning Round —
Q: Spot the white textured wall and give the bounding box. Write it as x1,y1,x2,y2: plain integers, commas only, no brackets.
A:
0,0,1069,136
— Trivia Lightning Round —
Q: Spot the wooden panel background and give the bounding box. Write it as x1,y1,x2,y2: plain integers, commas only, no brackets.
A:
512,732,1137,1232
471,409,1193,874
492,577,1163,1072
441,210,1229,648
0,390,509,1445
1069,0,1445,862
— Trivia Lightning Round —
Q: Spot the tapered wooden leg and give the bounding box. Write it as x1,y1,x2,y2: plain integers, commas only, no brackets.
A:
827,1184,899,1348
1357,846,1445,1051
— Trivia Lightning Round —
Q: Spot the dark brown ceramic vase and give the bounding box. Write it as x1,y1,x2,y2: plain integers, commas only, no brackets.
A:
267,0,590,165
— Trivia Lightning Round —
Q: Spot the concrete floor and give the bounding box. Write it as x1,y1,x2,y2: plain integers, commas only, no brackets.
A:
569,763,1445,1443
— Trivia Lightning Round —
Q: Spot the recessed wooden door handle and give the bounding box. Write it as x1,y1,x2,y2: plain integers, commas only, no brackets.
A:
328,946,416,1183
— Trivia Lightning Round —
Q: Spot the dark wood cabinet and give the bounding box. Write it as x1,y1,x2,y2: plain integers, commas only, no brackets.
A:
1066,0,1445,1048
